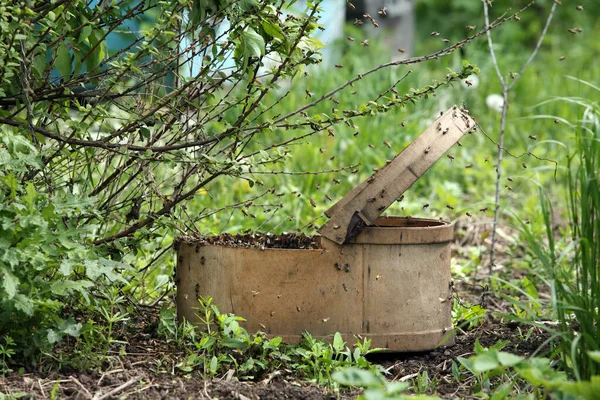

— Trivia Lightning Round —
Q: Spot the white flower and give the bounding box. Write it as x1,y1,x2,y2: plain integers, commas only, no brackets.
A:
486,94,505,113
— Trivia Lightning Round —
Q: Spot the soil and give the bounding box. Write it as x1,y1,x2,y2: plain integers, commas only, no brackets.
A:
0,314,551,399
176,232,320,250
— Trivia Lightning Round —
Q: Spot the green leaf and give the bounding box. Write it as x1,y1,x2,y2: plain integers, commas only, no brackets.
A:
589,351,600,363
58,318,82,337
47,329,62,344
239,0,258,11
56,42,72,79
333,332,344,352
209,355,218,373
79,25,92,43
50,280,94,296
472,351,500,372
332,367,381,387
497,351,524,367
235,27,265,69
1,268,19,299
522,276,539,300
262,19,285,40
559,376,600,399
85,30,105,72
23,182,37,211
12,294,34,316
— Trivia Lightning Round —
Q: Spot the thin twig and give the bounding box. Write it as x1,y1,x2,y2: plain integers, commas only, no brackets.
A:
483,0,558,273
250,164,359,175
69,376,93,399
93,376,143,400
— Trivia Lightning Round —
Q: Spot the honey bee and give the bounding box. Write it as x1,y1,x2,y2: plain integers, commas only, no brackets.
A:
559,56,566,61
310,199,316,207
529,135,537,140
335,64,343,68
465,164,473,168
384,141,392,149
447,154,454,160
325,194,332,201
466,212,472,218
479,207,488,212
378,7,386,15
576,5,583,11
423,203,429,209
522,163,527,169
446,205,454,210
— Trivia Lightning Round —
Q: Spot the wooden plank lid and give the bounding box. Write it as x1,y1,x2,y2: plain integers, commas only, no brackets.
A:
318,106,476,245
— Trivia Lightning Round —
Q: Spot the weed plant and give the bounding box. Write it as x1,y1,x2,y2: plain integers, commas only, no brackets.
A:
561,89,600,380
518,84,600,381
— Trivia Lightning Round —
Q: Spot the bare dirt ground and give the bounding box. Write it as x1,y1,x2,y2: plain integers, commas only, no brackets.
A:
0,315,549,399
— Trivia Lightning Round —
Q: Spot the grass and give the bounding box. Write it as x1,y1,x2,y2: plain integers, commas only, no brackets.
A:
518,84,600,381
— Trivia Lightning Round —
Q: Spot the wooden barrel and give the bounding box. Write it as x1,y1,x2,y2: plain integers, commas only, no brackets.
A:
176,216,454,352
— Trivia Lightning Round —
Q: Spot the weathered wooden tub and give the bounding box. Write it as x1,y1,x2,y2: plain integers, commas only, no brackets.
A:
176,107,475,351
